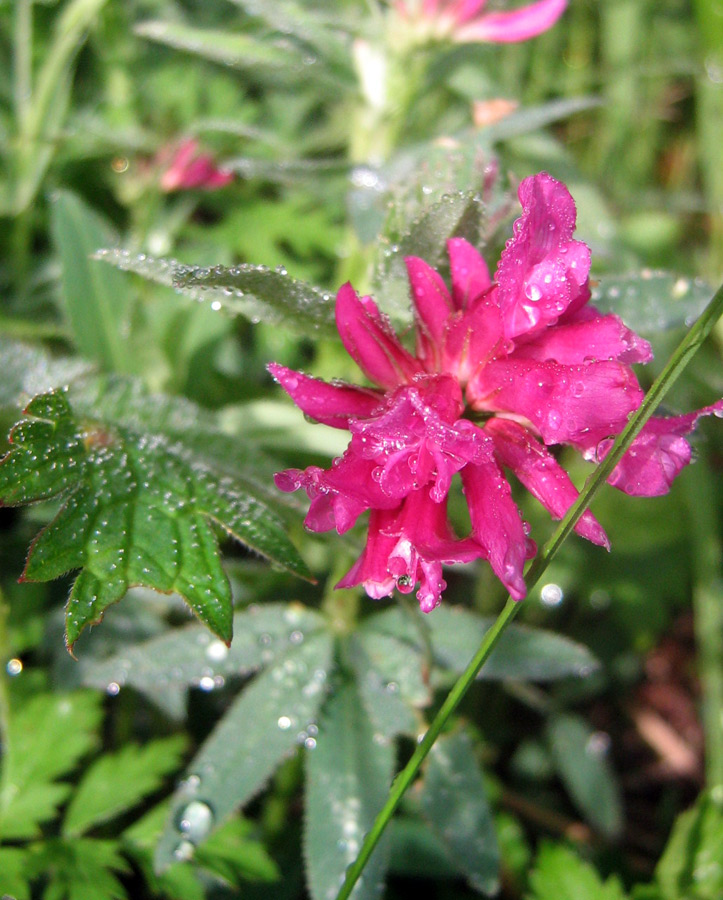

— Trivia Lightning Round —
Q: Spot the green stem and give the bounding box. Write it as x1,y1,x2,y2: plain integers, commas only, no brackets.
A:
687,462,723,788
13,0,32,124
0,587,12,759
334,279,723,900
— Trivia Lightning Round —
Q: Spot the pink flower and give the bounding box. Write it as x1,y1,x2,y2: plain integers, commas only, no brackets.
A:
159,139,234,192
270,173,722,611
393,0,567,44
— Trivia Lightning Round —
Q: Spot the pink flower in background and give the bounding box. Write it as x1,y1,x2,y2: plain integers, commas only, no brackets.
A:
393,0,567,44
159,139,234,192
270,173,722,611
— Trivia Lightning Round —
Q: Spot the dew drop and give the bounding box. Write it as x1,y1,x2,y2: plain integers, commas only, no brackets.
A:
206,640,229,662
6,658,23,676
173,840,195,862
277,715,292,730
540,583,564,606
176,800,215,842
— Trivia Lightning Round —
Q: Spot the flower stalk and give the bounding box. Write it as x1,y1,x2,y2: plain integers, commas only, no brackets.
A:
334,277,723,900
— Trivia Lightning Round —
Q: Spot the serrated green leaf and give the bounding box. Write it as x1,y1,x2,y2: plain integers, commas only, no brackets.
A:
195,817,280,885
373,192,485,323
29,838,129,900
592,272,713,335
0,389,311,648
81,603,326,719
304,680,394,900
545,713,623,839
0,690,102,839
527,843,628,900
347,628,430,739
135,21,290,71
365,607,599,682
50,191,135,373
0,847,32,899
655,791,723,900
420,728,500,896
94,249,337,336
155,631,333,871
62,736,188,837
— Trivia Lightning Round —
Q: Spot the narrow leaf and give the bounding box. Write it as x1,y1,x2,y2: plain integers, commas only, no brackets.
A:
304,680,394,900
81,603,326,719
420,728,500,895
50,191,135,373
545,713,623,838
365,607,599,682
94,249,337,336
154,631,333,870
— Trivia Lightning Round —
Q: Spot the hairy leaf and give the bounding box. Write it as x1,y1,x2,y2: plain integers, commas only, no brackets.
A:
0,390,311,648
94,249,337,336
420,728,500,895
155,631,333,870
304,680,394,900
29,838,129,900
364,607,599,683
81,603,326,719
655,791,723,900
545,713,623,839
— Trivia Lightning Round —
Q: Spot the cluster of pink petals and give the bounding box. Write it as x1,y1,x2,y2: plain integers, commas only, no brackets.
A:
159,139,234,193
270,173,722,612
393,0,567,44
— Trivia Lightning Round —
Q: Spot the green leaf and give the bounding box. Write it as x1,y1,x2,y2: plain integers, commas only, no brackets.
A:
0,847,32,900
50,191,135,373
134,21,290,71
29,838,129,900
387,817,460,879
592,272,714,335
81,603,327,719
347,627,431,739
94,249,337,336
0,691,102,839
0,336,91,414
545,713,623,839
365,607,599,683
655,791,723,900
419,728,500,895
63,736,188,837
527,843,628,900
304,680,394,900
373,192,485,324
0,390,311,648
154,631,333,870
195,817,280,885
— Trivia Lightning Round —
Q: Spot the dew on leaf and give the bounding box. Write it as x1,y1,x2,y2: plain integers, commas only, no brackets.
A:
176,800,215,843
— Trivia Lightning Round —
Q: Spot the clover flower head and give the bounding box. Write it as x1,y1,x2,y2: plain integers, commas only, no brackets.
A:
392,0,568,44
270,173,723,611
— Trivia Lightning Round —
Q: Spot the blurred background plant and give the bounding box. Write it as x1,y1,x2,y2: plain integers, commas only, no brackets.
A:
0,1,722,899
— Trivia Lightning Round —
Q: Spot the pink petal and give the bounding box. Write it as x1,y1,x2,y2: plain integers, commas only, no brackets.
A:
335,283,423,389
495,173,590,339
447,0,488,26
468,357,644,445
447,238,492,310
405,256,455,369
336,508,398,599
591,400,723,496
512,310,653,365
455,0,567,42
442,289,504,383
268,363,382,428
461,453,532,599
486,417,609,547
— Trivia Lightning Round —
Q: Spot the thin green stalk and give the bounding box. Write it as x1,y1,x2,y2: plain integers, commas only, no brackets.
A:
13,0,32,123
686,462,723,788
334,279,723,900
0,587,11,758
